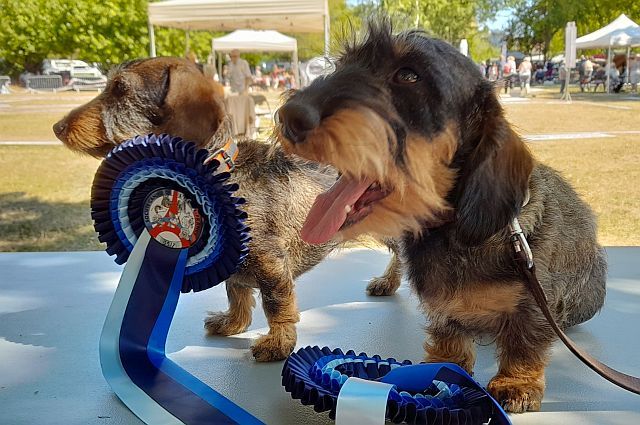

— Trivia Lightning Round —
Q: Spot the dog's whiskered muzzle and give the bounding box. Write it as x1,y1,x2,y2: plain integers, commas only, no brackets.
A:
278,101,320,144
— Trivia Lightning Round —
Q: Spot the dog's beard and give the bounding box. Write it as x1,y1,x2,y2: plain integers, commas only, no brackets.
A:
281,107,457,243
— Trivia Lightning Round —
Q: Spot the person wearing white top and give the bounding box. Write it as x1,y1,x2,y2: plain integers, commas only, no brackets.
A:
518,57,532,96
228,49,252,94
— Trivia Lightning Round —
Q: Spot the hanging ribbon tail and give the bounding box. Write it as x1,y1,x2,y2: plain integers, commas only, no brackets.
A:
92,135,259,425
100,229,263,425
380,363,512,425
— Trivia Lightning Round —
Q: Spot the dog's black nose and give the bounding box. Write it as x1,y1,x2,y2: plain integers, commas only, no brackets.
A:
53,120,67,139
278,102,320,144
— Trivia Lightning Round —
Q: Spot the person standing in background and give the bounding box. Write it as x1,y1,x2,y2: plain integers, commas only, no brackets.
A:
559,60,568,94
581,56,594,92
518,56,532,96
503,55,516,94
228,49,252,94
629,53,640,93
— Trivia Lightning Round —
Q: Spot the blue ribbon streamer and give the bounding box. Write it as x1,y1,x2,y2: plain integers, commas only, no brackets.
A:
100,229,264,425
379,363,512,425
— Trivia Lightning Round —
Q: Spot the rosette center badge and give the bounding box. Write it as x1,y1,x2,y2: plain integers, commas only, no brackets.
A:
143,188,203,249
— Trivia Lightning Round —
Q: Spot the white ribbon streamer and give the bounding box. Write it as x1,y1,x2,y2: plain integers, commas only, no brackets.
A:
335,377,394,425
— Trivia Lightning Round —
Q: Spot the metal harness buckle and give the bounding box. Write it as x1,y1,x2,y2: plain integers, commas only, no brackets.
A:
509,217,534,270
204,148,235,172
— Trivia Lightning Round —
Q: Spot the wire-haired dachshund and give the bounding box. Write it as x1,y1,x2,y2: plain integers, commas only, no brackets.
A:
278,20,607,412
53,57,403,362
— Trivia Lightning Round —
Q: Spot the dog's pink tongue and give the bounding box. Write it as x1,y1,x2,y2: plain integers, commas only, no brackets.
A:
301,176,374,244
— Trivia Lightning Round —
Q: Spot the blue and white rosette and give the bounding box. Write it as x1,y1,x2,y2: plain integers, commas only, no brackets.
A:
91,134,262,425
282,346,512,425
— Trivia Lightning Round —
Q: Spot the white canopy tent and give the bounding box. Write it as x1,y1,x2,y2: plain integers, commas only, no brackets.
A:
212,30,300,86
147,0,330,56
575,14,640,49
575,14,640,92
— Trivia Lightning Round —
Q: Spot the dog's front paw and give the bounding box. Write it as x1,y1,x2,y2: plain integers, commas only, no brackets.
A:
251,327,296,362
487,374,544,413
204,311,250,336
366,275,400,296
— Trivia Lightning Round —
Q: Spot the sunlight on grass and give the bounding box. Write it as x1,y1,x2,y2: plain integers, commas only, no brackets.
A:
0,89,639,250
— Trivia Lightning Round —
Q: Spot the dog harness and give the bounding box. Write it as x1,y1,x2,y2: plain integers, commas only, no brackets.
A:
204,116,239,172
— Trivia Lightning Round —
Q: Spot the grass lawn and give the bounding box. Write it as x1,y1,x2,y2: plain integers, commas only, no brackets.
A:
0,85,639,251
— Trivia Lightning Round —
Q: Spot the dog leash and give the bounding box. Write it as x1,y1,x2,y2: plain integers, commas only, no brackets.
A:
509,218,640,394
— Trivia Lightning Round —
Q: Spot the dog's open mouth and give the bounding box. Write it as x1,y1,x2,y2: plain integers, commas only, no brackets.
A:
301,175,390,244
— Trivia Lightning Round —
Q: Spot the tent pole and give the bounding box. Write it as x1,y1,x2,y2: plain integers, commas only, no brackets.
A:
324,0,330,56
606,43,611,93
292,43,300,89
148,20,156,58
626,46,631,84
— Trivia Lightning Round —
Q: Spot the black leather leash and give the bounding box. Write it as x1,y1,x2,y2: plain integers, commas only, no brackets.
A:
509,218,640,394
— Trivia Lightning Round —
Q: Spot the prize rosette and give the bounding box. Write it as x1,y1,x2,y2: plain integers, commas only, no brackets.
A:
91,133,249,292
92,134,262,425
282,346,512,425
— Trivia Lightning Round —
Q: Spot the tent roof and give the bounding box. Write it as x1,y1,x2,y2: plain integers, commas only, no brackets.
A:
212,30,297,52
148,0,327,32
576,14,640,49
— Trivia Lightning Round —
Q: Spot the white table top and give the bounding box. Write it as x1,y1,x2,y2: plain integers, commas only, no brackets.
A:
1,247,639,424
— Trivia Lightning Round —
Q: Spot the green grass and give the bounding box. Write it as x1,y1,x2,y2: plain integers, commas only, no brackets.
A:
0,146,101,251
0,87,639,250
0,112,67,140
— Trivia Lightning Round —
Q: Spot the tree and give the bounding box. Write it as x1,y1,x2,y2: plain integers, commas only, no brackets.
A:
0,0,62,75
0,0,220,77
377,0,522,44
505,0,640,60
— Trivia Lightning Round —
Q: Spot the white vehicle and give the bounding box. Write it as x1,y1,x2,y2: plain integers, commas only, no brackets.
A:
42,59,104,79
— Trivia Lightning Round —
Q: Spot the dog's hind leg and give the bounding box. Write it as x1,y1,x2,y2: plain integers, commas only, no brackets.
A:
204,279,255,336
250,262,299,362
564,247,607,328
366,239,403,296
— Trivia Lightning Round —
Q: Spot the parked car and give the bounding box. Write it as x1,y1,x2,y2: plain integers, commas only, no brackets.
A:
42,59,104,79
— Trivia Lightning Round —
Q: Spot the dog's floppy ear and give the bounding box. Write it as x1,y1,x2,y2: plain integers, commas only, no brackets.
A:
150,65,172,108
454,107,534,246
140,64,172,127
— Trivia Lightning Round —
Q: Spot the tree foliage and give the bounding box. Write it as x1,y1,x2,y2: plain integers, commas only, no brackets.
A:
0,0,220,77
378,0,521,43
0,0,559,77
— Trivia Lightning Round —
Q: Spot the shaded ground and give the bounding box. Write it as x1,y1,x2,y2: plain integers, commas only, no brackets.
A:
0,145,101,251
0,85,638,250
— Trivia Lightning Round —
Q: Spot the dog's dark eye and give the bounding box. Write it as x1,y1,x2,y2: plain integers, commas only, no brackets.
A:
394,68,420,84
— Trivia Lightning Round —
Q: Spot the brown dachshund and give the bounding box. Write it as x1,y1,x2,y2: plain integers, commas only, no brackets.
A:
53,57,403,361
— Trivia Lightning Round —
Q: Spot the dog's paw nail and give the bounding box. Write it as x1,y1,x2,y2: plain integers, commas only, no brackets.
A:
366,277,399,296
487,376,543,413
251,335,294,362
204,312,247,336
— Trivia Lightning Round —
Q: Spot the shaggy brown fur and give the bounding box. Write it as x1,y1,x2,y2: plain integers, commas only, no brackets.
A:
277,21,607,412
53,57,402,361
